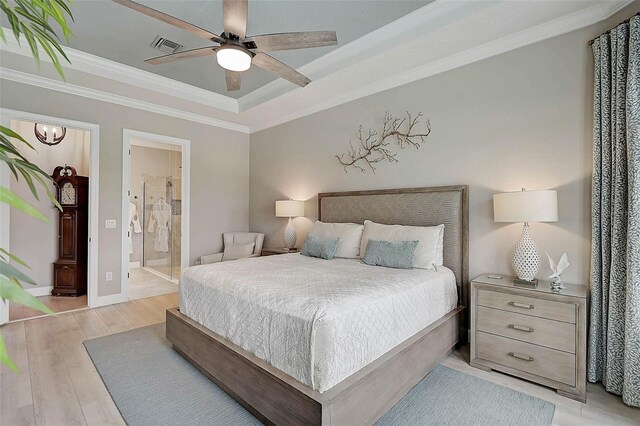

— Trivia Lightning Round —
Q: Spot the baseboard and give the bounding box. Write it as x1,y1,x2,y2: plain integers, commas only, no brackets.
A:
25,286,53,297
129,261,141,268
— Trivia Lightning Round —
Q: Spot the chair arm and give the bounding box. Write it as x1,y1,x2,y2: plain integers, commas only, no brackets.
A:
200,252,223,265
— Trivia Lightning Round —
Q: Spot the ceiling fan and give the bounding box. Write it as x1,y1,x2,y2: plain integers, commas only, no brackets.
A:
113,0,338,91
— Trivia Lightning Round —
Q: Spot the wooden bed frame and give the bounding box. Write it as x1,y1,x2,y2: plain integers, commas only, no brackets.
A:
167,185,469,425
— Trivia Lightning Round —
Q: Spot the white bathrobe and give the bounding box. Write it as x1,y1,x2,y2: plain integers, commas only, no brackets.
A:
148,199,171,252
128,201,142,254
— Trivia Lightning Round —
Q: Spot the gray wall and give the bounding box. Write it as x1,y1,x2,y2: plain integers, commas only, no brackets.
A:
2,80,250,297
9,120,90,289
249,7,638,286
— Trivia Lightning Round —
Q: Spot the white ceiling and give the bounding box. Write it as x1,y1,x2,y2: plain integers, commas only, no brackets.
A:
34,0,432,98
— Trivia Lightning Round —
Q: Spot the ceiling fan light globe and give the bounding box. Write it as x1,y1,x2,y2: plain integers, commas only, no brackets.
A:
216,46,251,72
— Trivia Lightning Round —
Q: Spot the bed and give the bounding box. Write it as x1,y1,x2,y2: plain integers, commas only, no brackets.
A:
166,185,469,425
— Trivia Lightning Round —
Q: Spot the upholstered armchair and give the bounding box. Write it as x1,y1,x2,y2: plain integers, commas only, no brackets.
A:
199,232,265,265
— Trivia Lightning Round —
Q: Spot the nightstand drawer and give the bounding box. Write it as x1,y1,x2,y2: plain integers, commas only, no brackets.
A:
477,289,576,323
477,306,575,353
477,331,576,386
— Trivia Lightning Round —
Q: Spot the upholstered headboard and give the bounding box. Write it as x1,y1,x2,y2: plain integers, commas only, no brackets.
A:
318,186,469,307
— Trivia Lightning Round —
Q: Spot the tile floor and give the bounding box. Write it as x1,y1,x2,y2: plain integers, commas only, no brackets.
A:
128,267,178,300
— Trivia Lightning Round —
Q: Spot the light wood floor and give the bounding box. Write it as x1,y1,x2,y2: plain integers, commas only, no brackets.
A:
9,294,87,322
2,293,638,426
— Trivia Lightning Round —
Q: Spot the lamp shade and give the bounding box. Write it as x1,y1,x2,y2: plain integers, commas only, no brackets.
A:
493,189,558,223
275,200,304,218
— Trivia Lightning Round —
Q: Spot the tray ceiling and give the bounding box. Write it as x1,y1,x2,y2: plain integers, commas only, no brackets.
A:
21,1,432,98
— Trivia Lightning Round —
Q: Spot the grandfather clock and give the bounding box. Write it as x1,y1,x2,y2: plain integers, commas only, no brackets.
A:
52,165,89,297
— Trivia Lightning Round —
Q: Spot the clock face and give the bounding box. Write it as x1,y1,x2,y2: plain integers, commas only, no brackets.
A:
61,182,76,205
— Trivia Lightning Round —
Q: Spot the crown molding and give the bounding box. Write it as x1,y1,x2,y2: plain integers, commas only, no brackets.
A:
0,68,250,134
246,0,635,133
1,0,633,135
236,0,494,112
0,27,239,113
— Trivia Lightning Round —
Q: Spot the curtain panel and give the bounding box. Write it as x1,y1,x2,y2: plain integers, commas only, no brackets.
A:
588,15,640,407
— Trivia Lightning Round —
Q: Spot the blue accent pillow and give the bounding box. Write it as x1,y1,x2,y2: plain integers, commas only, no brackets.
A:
301,234,340,260
363,239,419,269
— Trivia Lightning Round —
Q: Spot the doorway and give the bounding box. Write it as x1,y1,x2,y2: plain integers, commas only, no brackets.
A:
122,130,190,301
0,110,100,324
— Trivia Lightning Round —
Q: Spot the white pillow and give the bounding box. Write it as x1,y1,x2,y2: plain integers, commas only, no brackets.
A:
308,221,364,258
222,242,255,261
359,220,444,269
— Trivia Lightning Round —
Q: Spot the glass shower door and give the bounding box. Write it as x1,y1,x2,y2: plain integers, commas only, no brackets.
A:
143,177,180,280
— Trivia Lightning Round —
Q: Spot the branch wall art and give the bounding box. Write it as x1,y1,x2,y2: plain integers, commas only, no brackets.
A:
335,111,431,174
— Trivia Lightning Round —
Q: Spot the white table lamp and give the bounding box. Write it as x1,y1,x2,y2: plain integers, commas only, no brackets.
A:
275,200,305,250
493,189,558,284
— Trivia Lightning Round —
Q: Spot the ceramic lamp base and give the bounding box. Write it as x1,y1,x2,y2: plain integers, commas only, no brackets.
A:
512,223,540,282
283,217,297,249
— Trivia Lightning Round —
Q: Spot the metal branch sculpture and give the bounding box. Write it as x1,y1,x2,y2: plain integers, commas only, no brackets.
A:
336,111,431,174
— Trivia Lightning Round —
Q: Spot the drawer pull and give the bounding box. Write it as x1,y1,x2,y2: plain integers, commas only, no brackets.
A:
508,352,534,362
508,324,534,333
509,301,534,309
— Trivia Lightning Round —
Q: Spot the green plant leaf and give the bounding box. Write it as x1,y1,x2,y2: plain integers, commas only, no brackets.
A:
0,276,54,315
0,259,36,285
0,249,29,268
1,0,74,80
1,0,73,375
54,0,73,20
33,32,65,78
0,333,19,374
17,168,40,202
21,26,40,63
0,187,49,222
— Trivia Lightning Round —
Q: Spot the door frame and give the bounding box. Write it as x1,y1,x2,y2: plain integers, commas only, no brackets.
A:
121,129,190,300
0,109,100,324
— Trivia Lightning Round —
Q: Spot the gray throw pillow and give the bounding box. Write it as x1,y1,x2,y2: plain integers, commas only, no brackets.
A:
222,242,255,261
362,239,419,269
301,234,340,260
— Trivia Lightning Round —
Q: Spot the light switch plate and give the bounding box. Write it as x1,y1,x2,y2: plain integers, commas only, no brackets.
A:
106,272,113,281
105,219,116,229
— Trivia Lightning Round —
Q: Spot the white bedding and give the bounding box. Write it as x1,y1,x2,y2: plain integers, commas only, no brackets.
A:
180,254,458,392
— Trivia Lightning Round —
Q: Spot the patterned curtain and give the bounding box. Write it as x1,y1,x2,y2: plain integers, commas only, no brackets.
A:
588,15,640,407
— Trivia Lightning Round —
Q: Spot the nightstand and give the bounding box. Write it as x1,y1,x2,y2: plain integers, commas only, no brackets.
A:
470,274,587,402
261,247,299,256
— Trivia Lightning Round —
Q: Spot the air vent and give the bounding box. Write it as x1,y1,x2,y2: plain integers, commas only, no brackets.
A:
150,36,182,54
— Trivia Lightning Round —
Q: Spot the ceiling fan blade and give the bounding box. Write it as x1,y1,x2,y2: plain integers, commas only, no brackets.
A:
145,47,218,65
225,70,242,91
252,52,311,88
223,0,248,39
249,31,337,52
112,0,224,43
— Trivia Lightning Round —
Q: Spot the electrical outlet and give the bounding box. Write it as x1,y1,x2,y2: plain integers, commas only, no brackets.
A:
106,272,113,281
105,219,117,229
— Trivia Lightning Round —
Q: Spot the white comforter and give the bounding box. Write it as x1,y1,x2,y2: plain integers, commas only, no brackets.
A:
180,254,458,392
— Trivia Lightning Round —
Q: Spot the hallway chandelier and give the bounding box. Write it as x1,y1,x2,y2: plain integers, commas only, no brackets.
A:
34,123,67,146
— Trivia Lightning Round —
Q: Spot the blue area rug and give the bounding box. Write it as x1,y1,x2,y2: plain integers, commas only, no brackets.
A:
84,324,555,426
